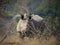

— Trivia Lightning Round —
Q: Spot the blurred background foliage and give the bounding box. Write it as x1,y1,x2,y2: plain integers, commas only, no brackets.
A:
0,0,60,16
0,0,60,36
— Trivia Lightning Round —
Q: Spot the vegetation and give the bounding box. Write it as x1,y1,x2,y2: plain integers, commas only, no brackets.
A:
0,0,60,45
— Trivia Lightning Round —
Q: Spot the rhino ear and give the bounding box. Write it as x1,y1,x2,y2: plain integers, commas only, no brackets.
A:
21,15,24,19
29,15,31,20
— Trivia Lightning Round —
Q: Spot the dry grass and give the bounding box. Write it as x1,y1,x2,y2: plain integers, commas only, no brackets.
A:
0,17,60,45
0,33,57,45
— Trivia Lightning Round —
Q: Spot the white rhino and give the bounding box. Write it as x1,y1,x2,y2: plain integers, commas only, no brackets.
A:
16,13,45,38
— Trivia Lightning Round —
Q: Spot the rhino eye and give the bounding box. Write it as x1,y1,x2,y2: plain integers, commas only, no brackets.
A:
21,15,24,19
29,16,31,20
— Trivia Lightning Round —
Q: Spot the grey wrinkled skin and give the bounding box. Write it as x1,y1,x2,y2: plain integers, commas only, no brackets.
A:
16,14,46,39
